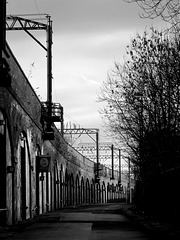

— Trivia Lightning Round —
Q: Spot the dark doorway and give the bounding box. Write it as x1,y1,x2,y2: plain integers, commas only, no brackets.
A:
0,122,6,225
20,135,26,221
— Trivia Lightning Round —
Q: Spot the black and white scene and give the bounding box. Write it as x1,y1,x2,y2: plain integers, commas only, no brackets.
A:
0,0,180,239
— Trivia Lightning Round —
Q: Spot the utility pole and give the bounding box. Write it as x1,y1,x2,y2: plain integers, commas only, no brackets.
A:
0,0,6,58
46,16,53,134
118,149,121,184
47,16,52,120
6,14,63,139
0,0,11,88
110,144,114,180
96,130,100,182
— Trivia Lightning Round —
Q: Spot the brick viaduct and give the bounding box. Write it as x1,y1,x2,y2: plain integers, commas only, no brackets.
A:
0,44,134,226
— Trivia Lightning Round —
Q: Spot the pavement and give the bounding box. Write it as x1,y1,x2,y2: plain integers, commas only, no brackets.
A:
121,204,180,240
0,203,179,240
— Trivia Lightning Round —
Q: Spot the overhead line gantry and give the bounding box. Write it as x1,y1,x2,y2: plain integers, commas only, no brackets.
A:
6,14,64,139
63,127,100,182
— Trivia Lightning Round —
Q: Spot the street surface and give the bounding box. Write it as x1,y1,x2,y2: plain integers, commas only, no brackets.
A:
4,204,155,240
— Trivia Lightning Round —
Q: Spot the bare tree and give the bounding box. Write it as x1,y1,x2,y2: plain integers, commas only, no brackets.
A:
99,28,180,179
124,0,180,25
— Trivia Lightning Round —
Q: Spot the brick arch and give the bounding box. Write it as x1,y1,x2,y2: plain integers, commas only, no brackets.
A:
107,182,110,203
64,169,74,207
0,110,11,225
75,174,80,205
91,179,95,204
96,181,101,203
17,131,32,220
35,144,42,216
59,164,63,208
81,177,85,204
102,181,106,203
112,183,115,202
63,169,68,206
86,178,90,204
69,173,74,206
53,160,60,210
115,184,120,202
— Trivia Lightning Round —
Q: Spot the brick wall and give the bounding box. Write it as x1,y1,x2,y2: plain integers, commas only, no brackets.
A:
0,43,133,225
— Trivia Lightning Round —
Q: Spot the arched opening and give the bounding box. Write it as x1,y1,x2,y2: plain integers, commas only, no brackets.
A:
107,182,110,203
17,132,31,221
102,182,106,203
35,146,41,216
46,171,51,212
115,184,120,202
35,146,51,215
54,162,59,210
86,179,90,204
67,172,71,206
64,169,68,206
70,174,74,206
96,182,101,203
91,179,95,204
59,165,63,208
75,175,80,206
111,183,115,202
81,177,85,204
0,111,7,225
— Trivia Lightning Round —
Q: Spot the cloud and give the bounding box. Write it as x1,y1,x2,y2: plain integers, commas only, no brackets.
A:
81,75,99,86
7,0,168,138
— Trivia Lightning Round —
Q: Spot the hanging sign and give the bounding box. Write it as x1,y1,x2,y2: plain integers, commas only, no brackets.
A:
36,155,51,172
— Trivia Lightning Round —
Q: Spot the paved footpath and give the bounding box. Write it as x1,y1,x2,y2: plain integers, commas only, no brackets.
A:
0,204,171,240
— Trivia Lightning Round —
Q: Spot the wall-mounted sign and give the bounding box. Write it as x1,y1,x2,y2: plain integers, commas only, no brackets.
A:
36,155,51,172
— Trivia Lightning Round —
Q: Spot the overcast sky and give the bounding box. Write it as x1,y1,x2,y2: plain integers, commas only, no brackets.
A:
7,0,167,142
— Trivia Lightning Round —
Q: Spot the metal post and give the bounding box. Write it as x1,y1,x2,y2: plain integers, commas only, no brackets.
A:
0,0,6,58
46,16,52,118
96,130,99,179
61,107,64,136
118,149,121,183
111,144,114,180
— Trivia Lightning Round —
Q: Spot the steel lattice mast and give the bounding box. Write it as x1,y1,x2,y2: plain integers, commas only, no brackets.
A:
6,14,62,139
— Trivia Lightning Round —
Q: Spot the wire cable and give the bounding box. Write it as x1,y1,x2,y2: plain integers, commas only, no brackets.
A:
34,0,41,18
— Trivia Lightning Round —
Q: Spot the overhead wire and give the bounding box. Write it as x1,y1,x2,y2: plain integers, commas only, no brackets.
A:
34,0,41,19
33,0,108,143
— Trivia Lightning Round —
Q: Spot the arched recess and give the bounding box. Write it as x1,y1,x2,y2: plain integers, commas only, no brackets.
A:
70,174,74,206
81,177,85,204
75,175,80,206
64,169,68,206
96,182,101,203
107,182,110,203
17,131,31,221
35,145,41,216
46,164,52,212
59,165,63,208
111,183,115,202
0,110,13,225
102,182,106,203
91,179,95,204
86,178,90,204
55,164,61,209
115,184,119,202
54,161,60,210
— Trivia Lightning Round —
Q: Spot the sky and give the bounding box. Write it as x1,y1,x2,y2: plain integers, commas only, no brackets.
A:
6,0,167,144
